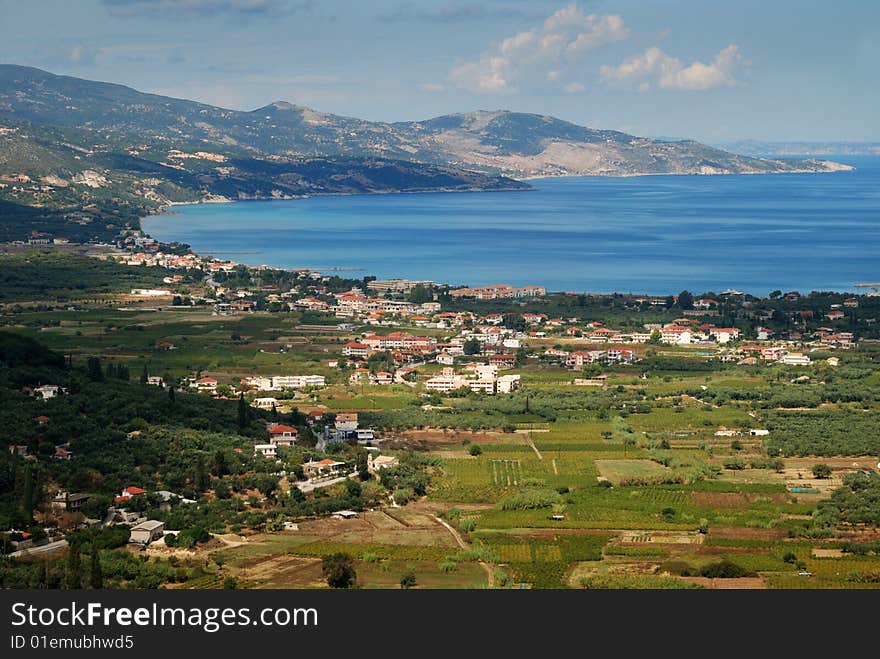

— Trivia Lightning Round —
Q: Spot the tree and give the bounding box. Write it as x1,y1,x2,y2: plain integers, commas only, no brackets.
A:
322,553,357,588
167,385,175,408
212,450,229,477
20,464,34,522
237,393,248,432
407,284,432,304
355,449,370,481
463,338,481,355
140,363,148,384
87,356,103,382
812,463,832,479
89,551,103,589
399,571,417,589
65,545,82,589
468,444,482,456
515,346,528,367
769,290,782,299
677,290,694,310
194,454,210,492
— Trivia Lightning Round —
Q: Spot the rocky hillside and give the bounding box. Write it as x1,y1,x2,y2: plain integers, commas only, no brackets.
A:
0,65,851,181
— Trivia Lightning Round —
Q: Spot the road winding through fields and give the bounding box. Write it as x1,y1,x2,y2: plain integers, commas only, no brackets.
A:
432,515,496,588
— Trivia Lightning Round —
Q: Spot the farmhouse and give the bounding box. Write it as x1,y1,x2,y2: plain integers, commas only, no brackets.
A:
303,459,346,479
191,377,218,393
129,520,165,546
50,492,90,512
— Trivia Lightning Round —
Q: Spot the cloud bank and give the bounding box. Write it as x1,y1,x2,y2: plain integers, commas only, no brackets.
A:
600,44,741,91
449,4,628,94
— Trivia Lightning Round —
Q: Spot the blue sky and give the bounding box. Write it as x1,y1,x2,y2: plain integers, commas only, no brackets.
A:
1,0,877,142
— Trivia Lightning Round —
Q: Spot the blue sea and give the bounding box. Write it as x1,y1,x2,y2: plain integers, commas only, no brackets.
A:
143,155,880,295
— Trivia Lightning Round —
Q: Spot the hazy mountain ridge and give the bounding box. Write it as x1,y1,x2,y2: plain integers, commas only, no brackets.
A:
0,64,851,184
717,140,880,157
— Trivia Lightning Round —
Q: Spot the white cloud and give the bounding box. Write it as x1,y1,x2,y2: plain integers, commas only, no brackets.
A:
449,4,629,94
418,83,446,93
600,44,741,91
563,81,585,93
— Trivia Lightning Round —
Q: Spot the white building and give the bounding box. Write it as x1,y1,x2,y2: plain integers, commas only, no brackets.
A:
497,374,522,393
782,353,811,366
254,444,277,458
425,375,468,393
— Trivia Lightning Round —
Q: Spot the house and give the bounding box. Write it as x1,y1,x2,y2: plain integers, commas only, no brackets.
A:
827,357,840,367
607,349,636,363
115,486,147,503
349,368,370,383
826,309,845,321
191,377,218,393
497,374,522,393
50,492,90,512
566,350,605,368
710,328,741,344
146,376,164,387
303,459,346,479
843,298,859,308
307,410,325,425
335,414,359,431
782,353,811,366
760,347,787,361
368,454,399,471
54,447,72,460
437,352,455,366
253,397,278,410
331,510,358,520
254,444,277,458
489,353,516,369
33,384,62,400
342,341,371,357
268,424,298,440
372,371,393,385
129,520,165,546
34,415,49,425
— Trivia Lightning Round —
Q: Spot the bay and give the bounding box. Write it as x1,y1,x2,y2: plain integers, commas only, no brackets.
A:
143,155,880,295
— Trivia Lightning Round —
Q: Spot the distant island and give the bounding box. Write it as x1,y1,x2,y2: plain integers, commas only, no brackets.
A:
0,63,854,244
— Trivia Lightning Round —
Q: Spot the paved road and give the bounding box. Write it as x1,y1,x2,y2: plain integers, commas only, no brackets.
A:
8,539,68,558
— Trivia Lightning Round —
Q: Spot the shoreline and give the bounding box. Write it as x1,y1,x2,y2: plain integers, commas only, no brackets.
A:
140,165,868,297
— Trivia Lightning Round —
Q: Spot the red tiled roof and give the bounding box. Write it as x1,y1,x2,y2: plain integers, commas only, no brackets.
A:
269,424,298,434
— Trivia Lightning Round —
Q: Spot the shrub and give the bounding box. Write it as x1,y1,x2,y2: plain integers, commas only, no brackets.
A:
699,560,750,579
498,488,562,510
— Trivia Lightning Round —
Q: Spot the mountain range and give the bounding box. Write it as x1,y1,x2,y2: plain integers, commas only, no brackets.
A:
0,64,854,242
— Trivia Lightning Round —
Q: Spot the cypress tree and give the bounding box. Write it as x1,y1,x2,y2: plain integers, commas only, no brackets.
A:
237,393,248,432
89,551,103,589
20,465,34,523
65,545,81,590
